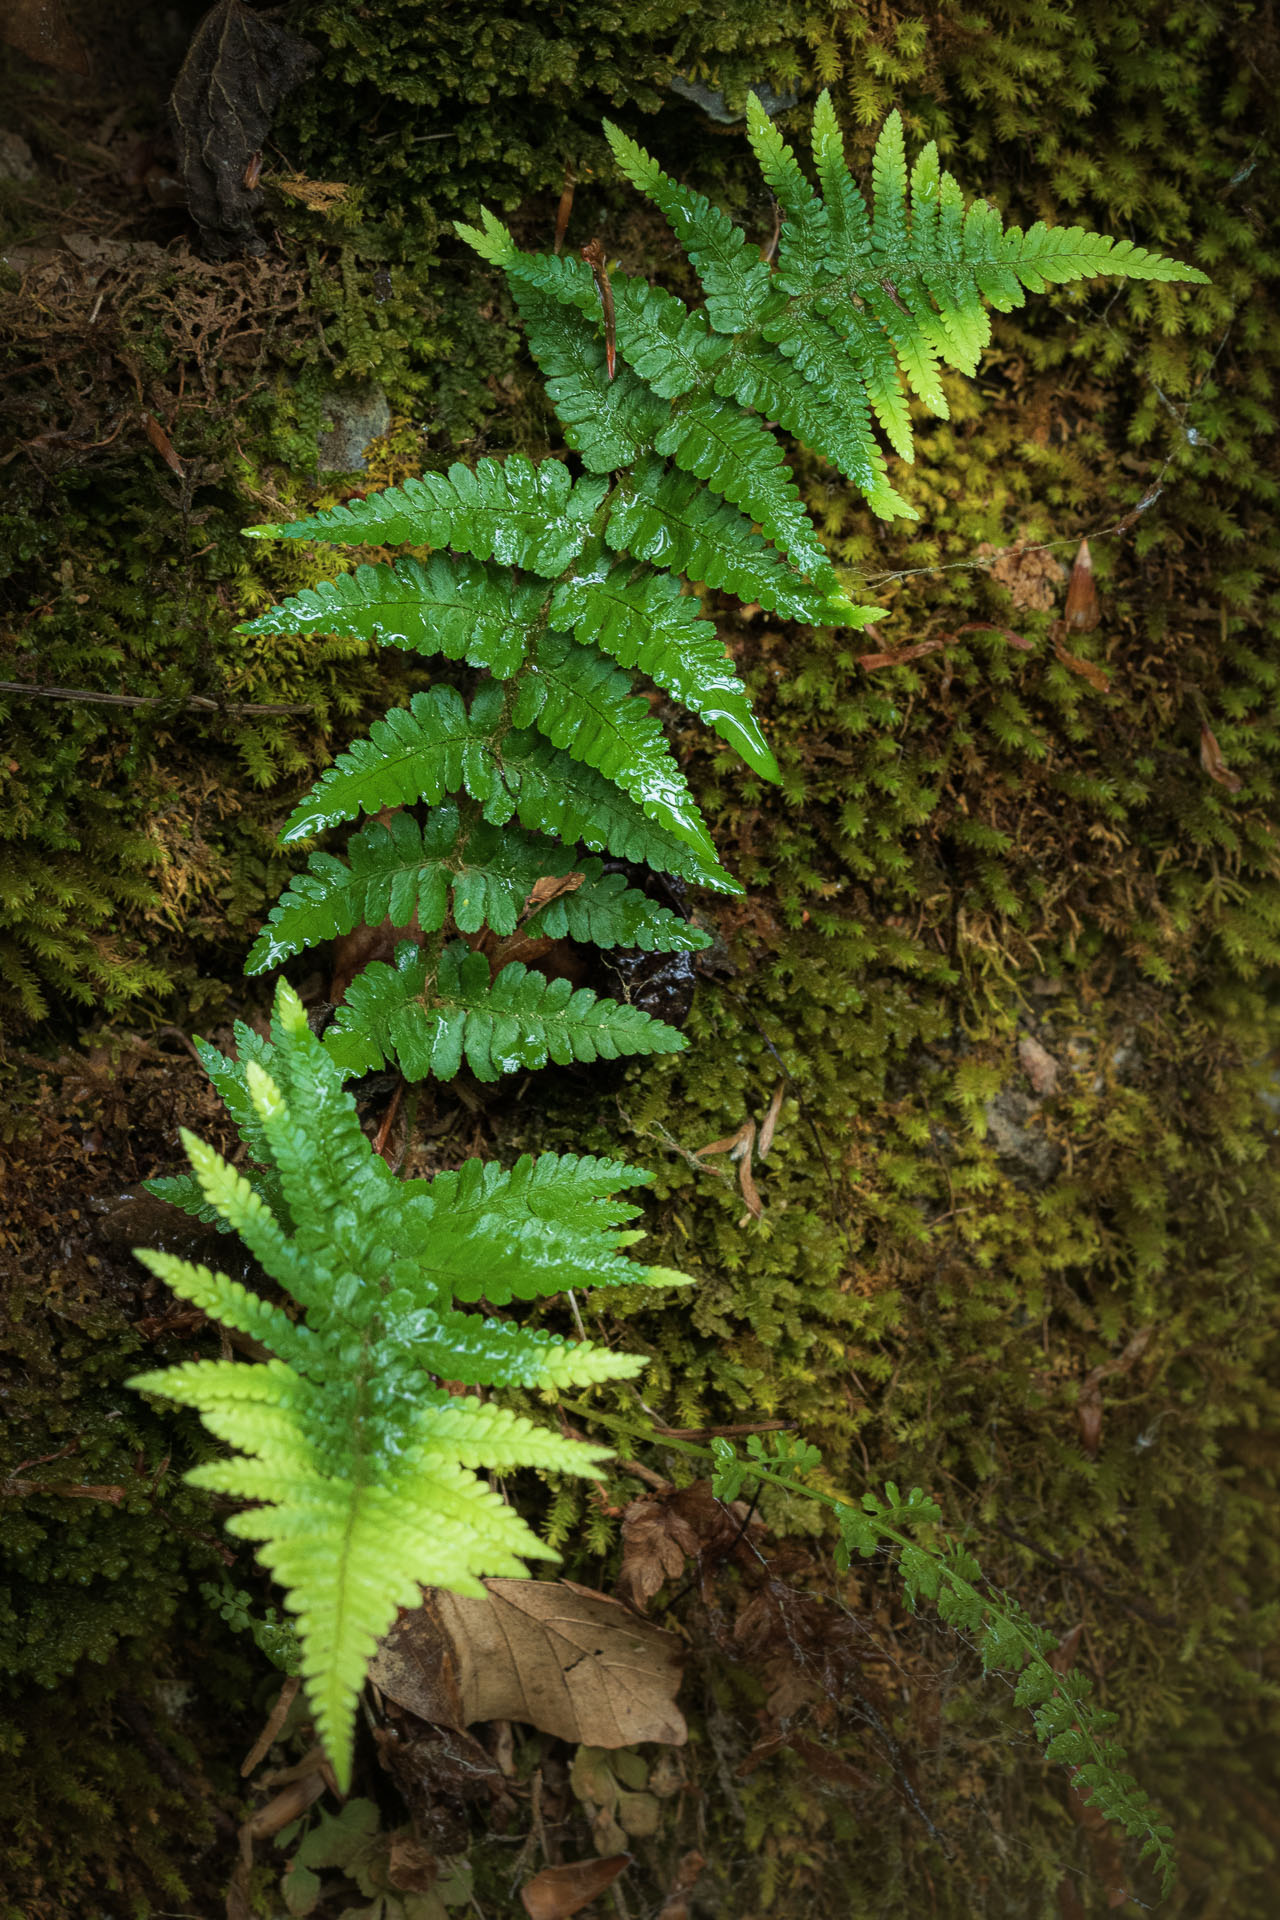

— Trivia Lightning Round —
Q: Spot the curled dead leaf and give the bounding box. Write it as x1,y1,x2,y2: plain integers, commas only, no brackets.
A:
1199,722,1243,793
143,412,185,477
1052,635,1111,693
520,1855,630,1920
1063,538,1100,631
369,1578,687,1748
657,1850,707,1920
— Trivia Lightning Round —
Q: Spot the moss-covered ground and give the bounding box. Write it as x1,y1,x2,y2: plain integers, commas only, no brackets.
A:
2,1,1279,1914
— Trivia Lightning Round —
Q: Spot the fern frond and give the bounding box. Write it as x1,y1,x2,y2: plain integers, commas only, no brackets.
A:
249,809,709,972
549,562,783,781
513,285,669,472
522,861,711,952
240,555,545,680
131,979,676,1784
246,456,608,577
602,119,772,334
131,1250,318,1367
279,685,738,893
323,939,686,1083
606,455,864,623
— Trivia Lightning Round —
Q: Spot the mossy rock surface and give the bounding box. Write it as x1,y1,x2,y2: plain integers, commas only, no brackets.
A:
3,0,1280,1913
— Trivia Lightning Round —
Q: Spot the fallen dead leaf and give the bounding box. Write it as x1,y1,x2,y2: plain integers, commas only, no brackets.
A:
143,412,185,477
757,1079,786,1158
1199,722,1243,793
1,0,89,73
694,1116,762,1219
370,1578,687,1748
1052,636,1111,693
520,1855,630,1920
170,0,319,256
617,1496,702,1609
1017,1033,1060,1098
1076,1328,1154,1457
656,1849,707,1920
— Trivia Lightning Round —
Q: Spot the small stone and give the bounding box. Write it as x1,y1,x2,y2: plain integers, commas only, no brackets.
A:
0,131,35,183
316,383,391,472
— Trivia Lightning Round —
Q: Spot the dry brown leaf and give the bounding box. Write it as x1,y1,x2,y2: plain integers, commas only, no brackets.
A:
1199,722,1243,793
520,1855,630,1920
170,0,319,256
1017,1033,1060,1097
616,1497,702,1609
275,177,350,211
1063,538,1100,631
1077,1328,1154,1457
1,0,89,73
657,1850,707,1920
387,1833,443,1893
527,870,585,909
370,1578,687,1748
694,1116,762,1219
1052,636,1111,693
143,412,185,477
757,1080,786,1159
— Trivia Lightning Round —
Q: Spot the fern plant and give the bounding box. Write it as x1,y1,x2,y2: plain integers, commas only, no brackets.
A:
130,93,1201,1875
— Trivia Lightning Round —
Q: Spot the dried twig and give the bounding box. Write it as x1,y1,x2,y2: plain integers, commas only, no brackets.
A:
0,681,313,715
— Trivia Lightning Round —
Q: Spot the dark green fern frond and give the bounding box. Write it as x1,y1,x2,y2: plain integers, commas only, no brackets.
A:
322,938,686,1082
247,806,710,973
246,456,608,577
277,685,738,894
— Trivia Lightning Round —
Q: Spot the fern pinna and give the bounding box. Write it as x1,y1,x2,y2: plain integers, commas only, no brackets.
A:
131,94,1201,1863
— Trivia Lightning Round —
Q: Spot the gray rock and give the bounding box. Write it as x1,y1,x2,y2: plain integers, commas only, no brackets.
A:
668,76,799,125
0,131,35,183
317,384,391,473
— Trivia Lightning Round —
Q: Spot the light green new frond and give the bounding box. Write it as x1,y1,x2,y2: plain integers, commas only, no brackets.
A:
511,631,717,861
602,119,771,334
245,457,607,577
549,563,780,781
165,1132,331,1312
130,1250,317,1368
522,860,713,953
240,555,545,681
323,939,687,1084
417,1396,614,1475
870,109,910,260
279,685,739,894
607,455,864,623
128,1354,312,1418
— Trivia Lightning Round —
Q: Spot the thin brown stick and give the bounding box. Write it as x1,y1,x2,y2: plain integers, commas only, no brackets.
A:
0,681,313,715
648,1418,797,1441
